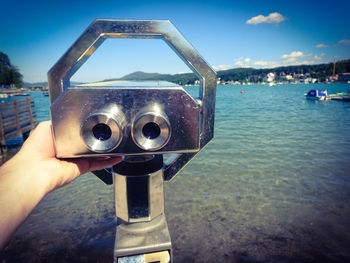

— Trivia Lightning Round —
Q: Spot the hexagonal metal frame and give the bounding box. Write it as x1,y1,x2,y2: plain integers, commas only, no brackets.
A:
48,19,216,180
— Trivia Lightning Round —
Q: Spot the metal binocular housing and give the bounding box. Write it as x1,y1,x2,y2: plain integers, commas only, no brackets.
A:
48,19,216,262
51,81,199,157
48,20,216,181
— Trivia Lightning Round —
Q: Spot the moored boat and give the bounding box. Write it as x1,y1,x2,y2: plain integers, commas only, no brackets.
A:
14,91,30,97
305,89,328,100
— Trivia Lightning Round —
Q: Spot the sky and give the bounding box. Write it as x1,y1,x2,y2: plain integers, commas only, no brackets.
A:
1,0,350,83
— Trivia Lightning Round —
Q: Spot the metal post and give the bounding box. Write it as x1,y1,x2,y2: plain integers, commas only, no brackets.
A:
112,155,172,263
13,99,21,137
0,112,5,156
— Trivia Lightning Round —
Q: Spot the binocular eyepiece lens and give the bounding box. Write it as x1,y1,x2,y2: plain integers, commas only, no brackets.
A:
132,112,171,151
142,122,161,139
81,108,170,152
81,111,123,153
92,123,112,141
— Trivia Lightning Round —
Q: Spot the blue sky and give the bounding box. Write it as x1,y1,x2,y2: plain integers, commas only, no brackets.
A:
1,0,349,83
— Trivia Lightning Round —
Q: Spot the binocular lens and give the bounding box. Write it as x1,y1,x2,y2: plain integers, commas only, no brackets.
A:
142,122,161,139
92,123,112,141
132,112,171,151
81,110,123,153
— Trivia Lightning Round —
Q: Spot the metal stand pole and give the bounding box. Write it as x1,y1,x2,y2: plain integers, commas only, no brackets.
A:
112,155,172,263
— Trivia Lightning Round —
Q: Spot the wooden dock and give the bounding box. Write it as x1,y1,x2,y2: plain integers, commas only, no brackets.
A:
327,92,350,102
0,97,37,155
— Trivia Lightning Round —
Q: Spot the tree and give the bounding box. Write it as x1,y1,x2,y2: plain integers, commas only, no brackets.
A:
0,52,23,87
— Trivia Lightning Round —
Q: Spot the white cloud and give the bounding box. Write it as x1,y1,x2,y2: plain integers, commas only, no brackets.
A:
246,12,286,25
314,53,325,61
234,57,252,67
280,51,325,66
316,43,328,48
212,65,234,71
244,58,251,63
281,51,305,59
252,60,281,68
234,57,281,68
280,51,313,64
214,51,327,72
338,39,350,46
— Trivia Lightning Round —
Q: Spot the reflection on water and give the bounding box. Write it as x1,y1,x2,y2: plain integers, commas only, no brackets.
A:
1,84,350,262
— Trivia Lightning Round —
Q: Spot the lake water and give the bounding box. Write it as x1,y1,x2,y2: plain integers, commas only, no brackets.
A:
1,84,350,262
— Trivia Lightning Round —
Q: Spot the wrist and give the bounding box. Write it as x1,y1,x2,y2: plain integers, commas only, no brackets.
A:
6,151,52,198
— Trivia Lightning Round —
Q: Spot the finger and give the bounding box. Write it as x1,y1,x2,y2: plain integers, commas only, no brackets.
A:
71,156,123,174
88,156,122,171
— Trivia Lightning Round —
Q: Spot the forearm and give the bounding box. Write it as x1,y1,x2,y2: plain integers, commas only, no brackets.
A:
0,153,49,249
0,121,121,250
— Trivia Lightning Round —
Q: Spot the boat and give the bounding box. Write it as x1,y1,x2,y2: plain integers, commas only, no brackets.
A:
14,91,30,97
267,72,276,86
305,89,328,100
42,91,49,96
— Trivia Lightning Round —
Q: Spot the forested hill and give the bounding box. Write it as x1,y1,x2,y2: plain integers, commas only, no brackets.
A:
105,59,350,85
217,60,350,83
105,71,198,85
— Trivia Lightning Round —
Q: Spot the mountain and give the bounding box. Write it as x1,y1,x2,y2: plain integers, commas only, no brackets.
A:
110,71,173,81
105,71,198,85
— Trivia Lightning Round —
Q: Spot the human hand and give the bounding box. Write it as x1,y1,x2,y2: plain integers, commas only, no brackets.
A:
0,121,121,249
15,120,122,193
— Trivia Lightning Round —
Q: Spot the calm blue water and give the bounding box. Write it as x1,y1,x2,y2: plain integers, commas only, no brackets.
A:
2,84,350,262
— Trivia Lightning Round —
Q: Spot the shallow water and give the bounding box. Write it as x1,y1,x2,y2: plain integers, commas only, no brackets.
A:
1,84,350,262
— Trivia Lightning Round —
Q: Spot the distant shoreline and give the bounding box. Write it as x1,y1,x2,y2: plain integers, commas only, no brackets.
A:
1,81,350,94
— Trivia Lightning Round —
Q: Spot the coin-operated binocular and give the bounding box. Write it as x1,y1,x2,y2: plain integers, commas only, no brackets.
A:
48,19,216,262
